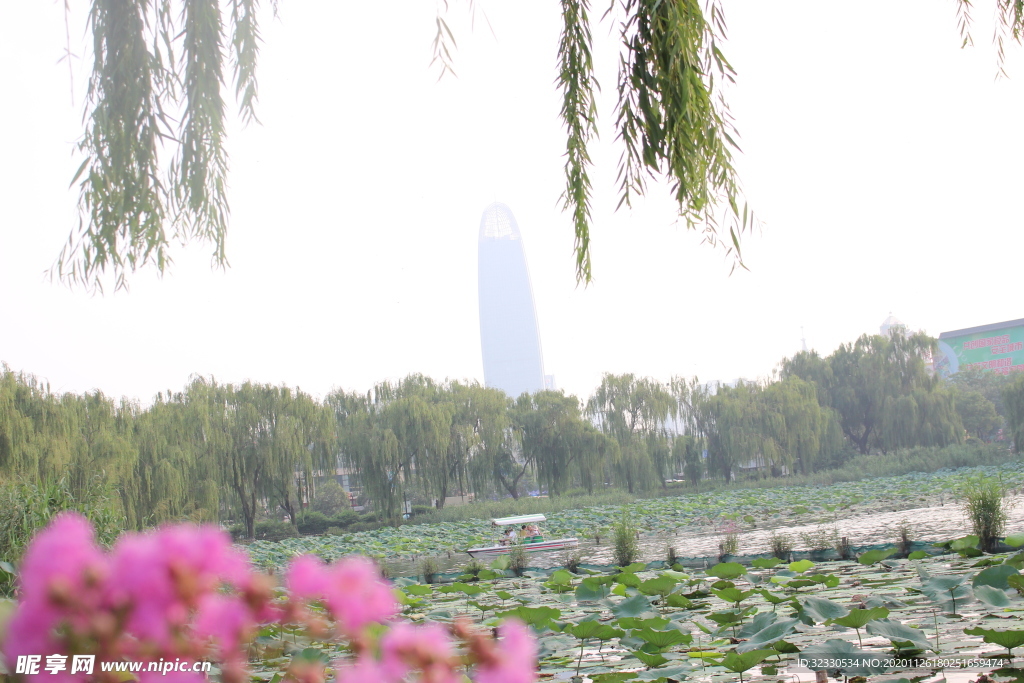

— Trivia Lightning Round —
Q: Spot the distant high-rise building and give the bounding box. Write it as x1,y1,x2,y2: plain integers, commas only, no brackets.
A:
478,203,545,398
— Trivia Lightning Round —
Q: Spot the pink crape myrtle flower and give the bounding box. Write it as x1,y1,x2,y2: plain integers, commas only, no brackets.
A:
474,620,537,683
107,523,253,650
333,656,393,683
4,513,108,665
380,622,459,683
138,672,206,683
286,555,397,635
285,554,328,600
324,557,397,634
193,593,254,658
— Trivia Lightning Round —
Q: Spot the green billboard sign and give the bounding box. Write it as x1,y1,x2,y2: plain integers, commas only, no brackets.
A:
935,318,1024,378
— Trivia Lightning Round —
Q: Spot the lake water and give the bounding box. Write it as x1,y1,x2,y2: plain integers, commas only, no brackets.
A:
384,494,1024,579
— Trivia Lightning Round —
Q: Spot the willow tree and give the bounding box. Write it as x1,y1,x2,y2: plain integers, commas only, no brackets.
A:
460,384,516,500
262,388,335,525
385,394,453,509
129,393,218,527
784,331,961,455
1003,375,1024,454
514,391,597,497
0,366,78,483
588,374,673,491
342,409,403,522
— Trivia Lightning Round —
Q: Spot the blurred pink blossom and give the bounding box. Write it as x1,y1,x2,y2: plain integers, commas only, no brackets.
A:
474,620,537,683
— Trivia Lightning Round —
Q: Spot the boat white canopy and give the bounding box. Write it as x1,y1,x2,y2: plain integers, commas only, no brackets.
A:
491,514,546,526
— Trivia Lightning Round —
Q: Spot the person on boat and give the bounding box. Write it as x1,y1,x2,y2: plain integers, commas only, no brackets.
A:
525,522,541,539
501,525,518,545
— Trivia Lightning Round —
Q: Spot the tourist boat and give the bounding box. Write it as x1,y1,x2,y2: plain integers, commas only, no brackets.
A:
465,514,579,559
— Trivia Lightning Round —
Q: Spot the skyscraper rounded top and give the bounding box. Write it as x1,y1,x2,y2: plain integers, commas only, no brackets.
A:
479,202,521,241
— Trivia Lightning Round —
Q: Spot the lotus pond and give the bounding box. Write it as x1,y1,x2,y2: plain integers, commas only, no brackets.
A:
244,462,1024,577
247,536,1024,683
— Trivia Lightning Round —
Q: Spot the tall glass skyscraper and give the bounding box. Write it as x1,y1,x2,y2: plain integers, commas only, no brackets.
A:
478,203,545,398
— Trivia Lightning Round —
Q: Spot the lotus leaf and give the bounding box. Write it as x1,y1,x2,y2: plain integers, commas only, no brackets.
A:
749,557,778,569
639,576,679,597
591,674,637,683
974,584,1012,607
564,618,609,640
711,587,753,604
921,575,973,612
576,578,610,601
1006,533,1024,548
736,618,799,653
789,560,814,573
757,589,788,605
831,607,889,629
619,616,671,630
772,640,800,653
633,627,692,650
707,607,755,627
631,650,670,669
665,593,693,609
858,548,896,565
612,594,657,619
964,627,1024,653
717,649,775,674
800,596,849,623
707,562,746,580
616,572,642,588
866,618,933,652
973,564,1020,589
737,611,777,638
494,604,561,630
798,639,889,675
633,664,692,681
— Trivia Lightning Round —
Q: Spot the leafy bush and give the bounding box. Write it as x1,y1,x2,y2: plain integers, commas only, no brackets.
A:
296,511,332,535
463,558,485,578
507,545,528,577
561,550,583,573
895,518,913,557
767,530,793,560
613,511,641,566
308,479,350,516
800,524,840,552
961,477,1010,552
0,477,124,572
254,520,299,541
419,556,439,583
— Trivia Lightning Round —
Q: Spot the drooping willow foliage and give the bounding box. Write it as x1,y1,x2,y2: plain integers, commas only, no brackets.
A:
55,0,275,291
49,2,1024,289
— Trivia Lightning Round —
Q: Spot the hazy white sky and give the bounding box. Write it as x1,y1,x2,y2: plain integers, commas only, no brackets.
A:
2,2,1023,404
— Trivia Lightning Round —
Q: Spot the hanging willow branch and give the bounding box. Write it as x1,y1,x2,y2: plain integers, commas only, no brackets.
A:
56,1,1024,290
612,0,751,278
54,0,273,292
